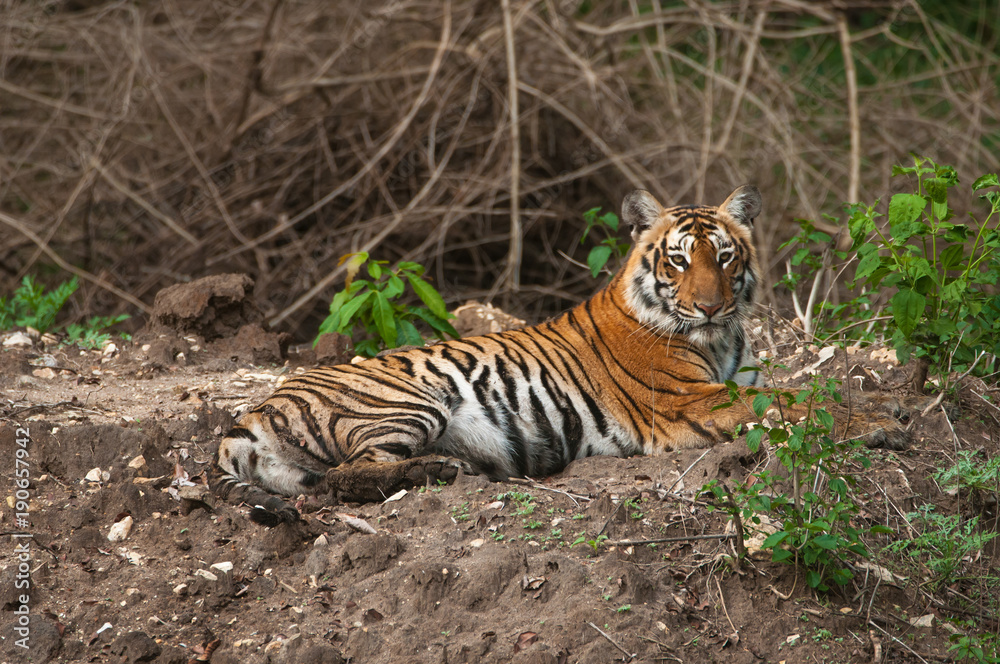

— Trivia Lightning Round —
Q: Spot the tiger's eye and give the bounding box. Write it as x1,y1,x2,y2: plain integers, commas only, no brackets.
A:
669,255,687,269
718,251,733,265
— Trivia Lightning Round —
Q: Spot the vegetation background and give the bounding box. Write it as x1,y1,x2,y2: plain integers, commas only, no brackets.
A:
1,0,997,339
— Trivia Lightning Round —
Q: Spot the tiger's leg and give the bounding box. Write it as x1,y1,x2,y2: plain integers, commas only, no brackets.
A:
326,456,470,503
719,387,945,451
658,384,935,452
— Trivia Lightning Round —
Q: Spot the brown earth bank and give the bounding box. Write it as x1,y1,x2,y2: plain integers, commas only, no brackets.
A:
1,288,998,663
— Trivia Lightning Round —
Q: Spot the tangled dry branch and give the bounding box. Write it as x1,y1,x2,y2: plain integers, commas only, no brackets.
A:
0,0,997,337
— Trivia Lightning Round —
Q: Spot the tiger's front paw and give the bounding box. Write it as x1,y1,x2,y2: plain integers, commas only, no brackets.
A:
402,456,468,485
327,455,470,503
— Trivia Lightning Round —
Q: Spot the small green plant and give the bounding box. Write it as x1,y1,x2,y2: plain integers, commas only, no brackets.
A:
933,450,1000,502
581,207,630,277
811,628,833,642
623,497,644,520
948,632,1000,663
315,253,459,357
0,275,78,332
616,604,631,613
847,158,1000,386
450,502,471,522
571,532,609,552
705,362,887,592
2,275,130,347
491,531,505,541
64,314,131,349
884,504,998,588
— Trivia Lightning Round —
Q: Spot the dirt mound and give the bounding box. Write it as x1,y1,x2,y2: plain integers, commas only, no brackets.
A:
139,274,288,365
145,274,262,341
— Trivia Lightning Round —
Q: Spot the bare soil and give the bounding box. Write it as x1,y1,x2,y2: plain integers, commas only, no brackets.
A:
1,300,998,664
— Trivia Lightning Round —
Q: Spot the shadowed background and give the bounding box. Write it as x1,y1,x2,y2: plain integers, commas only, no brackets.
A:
1,0,997,341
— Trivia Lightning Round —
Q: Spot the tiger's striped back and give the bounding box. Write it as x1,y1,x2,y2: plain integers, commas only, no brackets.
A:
216,185,763,501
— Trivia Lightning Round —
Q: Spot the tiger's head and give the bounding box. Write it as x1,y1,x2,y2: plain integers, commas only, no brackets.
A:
619,185,761,346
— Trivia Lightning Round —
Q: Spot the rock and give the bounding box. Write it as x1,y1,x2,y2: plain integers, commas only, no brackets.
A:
3,331,33,348
213,323,289,364
451,301,525,337
178,484,216,512
107,516,133,542
314,331,353,365
111,631,161,663
1,619,61,660
194,569,218,582
275,635,346,664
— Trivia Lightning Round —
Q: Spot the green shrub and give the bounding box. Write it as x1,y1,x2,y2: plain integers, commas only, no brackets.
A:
0,275,78,333
705,364,887,592
581,207,630,277
848,157,1000,384
315,253,458,358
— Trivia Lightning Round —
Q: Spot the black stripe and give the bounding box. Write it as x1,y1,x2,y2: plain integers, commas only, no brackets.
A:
225,426,257,442
375,442,415,459
527,323,610,438
495,355,519,407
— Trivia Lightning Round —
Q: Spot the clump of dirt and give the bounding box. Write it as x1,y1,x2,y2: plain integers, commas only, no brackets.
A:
145,274,262,341
1,317,997,664
138,274,289,366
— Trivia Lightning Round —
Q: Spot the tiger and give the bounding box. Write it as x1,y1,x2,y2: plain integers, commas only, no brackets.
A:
213,185,772,523
213,184,917,525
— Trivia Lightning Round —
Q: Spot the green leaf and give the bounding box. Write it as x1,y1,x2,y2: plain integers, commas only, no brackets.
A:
407,275,450,320
941,278,967,305
813,534,839,550
762,531,790,549
335,290,373,333
887,193,926,233
372,291,397,347
751,393,773,418
805,570,823,589
938,244,965,271
354,338,380,358
601,212,620,232
854,244,882,283
396,318,424,347
368,261,383,280
771,548,794,563
923,178,949,204
972,173,999,190
410,307,460,339
745,428,763,453
587,245,613,278
891,288,926,338
848,206,878,249
397,261,424,274
383,274,405,299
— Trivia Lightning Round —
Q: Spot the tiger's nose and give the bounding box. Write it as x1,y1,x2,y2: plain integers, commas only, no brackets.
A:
695,301,722,318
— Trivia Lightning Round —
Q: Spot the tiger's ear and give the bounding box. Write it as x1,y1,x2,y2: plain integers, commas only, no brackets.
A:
720,184,762,227
622,190,664,241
